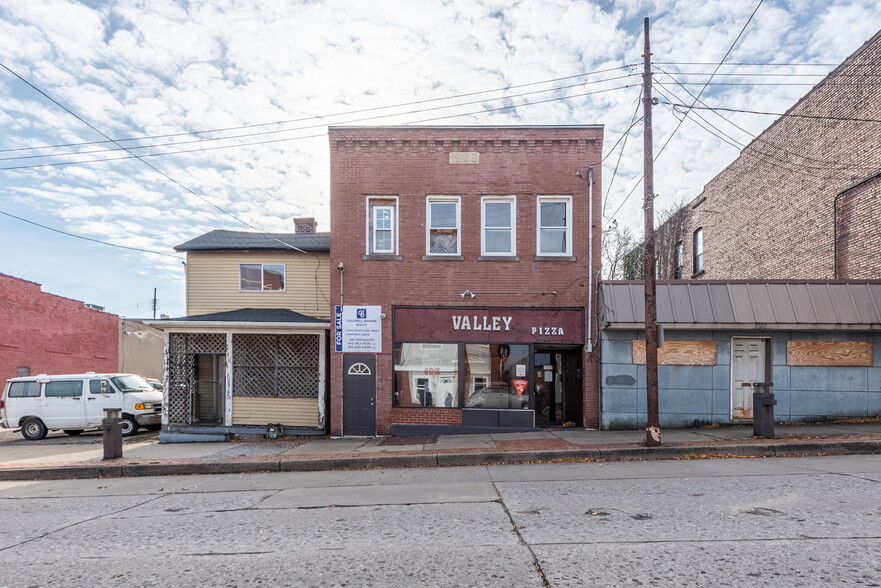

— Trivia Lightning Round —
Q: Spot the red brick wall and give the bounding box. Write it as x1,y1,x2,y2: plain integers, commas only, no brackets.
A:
0,274,118,382
329,126,604,435
656,31,881,281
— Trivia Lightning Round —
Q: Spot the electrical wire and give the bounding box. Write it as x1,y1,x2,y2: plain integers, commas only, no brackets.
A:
0,209,184,259
657,102,881,124
602,90,643,218
1,62,333,305
653,0,764,163
653,66,876,174
605,0,765,223
0,83,637,172
0,65,638,155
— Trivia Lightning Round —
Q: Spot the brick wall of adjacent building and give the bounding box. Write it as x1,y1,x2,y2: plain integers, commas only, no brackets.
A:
0,273,118,383
329,126,604,435
656,30,881,281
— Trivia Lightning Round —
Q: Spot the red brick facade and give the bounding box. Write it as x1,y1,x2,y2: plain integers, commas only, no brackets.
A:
656,30,881,281
329,126,604,435
0,273,118,382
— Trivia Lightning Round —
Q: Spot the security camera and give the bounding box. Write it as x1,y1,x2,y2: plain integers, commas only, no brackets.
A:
337,262,344,271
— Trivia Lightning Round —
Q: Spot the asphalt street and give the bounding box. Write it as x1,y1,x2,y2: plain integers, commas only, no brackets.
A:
1,454,880,587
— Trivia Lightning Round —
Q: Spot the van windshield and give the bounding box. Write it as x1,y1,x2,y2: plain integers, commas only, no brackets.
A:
109,375,154,393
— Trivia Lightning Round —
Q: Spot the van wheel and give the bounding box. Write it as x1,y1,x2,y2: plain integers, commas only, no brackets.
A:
21,418,48,441
63,429,84,436
119,416,139,437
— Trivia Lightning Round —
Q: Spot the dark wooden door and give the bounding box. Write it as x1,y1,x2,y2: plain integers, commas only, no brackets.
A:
343,354,376,436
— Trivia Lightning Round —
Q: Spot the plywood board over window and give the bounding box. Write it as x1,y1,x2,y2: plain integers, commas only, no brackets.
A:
632,340,717,365
787,341,874,367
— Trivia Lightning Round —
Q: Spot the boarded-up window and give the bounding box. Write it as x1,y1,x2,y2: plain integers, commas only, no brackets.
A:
632,340,717,365
786,341,874,367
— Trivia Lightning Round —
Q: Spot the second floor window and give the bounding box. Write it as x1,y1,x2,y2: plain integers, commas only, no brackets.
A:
537,196,572,256
367,199,397,255
674,242,683,279
693,228,703,274
240,264,285,291
482,196,515,256
427,197,460,255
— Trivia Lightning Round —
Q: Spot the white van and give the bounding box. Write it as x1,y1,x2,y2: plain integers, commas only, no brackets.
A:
0,373,162,440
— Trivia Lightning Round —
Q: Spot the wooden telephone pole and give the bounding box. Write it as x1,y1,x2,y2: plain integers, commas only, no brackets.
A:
642,17,661,446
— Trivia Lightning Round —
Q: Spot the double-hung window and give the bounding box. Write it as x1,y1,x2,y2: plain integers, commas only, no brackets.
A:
674,242,684,279
366,198,398,255
481,196,516,256
426,196,460,256
536,196,572,256
239,264,285,291
693,228,704,275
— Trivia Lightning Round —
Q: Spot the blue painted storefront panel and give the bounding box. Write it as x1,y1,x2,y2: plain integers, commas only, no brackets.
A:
790,390,869,417
790,367,868,392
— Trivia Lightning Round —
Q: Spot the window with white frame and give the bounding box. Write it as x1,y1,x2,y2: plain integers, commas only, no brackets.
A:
239,264,285,291
426,197,460,255
693,228,703,274
366,198,397,255
536,196,572,256
481,196,516,256
674,241,683,279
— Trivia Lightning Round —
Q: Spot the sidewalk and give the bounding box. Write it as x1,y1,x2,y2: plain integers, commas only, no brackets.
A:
2,420,881,481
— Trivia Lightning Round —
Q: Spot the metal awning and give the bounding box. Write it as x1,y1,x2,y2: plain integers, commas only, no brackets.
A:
599,281,881,330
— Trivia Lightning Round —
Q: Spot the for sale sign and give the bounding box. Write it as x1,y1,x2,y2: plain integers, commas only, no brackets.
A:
335,305,382,353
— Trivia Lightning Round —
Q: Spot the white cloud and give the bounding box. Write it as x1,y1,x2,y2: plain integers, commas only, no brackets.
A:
0,0,879,312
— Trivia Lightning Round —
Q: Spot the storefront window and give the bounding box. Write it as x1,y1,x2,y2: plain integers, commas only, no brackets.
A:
464,343,529,409
393,343,459,408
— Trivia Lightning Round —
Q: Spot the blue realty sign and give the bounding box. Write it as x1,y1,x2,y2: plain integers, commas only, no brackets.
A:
335,305,382,353
335,305,344,352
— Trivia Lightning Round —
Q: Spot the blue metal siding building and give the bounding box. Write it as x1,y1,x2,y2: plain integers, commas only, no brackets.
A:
598,281,881,430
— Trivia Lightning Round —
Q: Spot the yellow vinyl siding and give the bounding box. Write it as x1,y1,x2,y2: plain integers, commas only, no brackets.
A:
186,251,331,318
232,397,319,427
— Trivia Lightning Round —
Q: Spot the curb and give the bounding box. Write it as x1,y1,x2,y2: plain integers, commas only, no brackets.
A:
1,438,880,481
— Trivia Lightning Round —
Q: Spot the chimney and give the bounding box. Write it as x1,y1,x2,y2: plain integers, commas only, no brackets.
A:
294,217,317,233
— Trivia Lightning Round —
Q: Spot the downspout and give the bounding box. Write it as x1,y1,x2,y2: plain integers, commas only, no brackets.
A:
587,166,594,353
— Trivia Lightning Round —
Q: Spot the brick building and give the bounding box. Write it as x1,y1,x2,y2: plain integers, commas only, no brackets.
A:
329,126,603,436
0,273,118,382
655,29,881,281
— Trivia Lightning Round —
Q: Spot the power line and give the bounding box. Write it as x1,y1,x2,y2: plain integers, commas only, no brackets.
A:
653,66,875,175
604,0,766,224
602,90,643,218
1,60,334,307
0,83,637,172
658,102,881,124
0,209,184,259
654,0,764,163
0,72,636,163
0,65,639,155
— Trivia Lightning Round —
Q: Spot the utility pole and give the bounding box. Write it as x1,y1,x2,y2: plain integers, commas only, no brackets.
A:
152,288,157,320
642,17,661,447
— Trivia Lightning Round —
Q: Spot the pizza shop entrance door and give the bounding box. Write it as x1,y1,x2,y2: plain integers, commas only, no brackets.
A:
533,346,582,428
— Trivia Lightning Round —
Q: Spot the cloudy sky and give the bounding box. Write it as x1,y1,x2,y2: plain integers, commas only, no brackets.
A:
1,0,880,317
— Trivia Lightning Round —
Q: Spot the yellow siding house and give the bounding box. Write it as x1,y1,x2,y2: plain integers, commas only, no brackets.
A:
148,220,331,442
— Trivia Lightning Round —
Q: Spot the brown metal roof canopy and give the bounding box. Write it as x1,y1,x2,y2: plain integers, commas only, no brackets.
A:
598,281,881,331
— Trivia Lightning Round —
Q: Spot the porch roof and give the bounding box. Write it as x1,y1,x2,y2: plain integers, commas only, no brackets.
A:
598,280,881,331
145,308,329,330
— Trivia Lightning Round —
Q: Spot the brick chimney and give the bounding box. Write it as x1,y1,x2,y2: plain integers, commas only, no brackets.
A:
293,217,317,233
